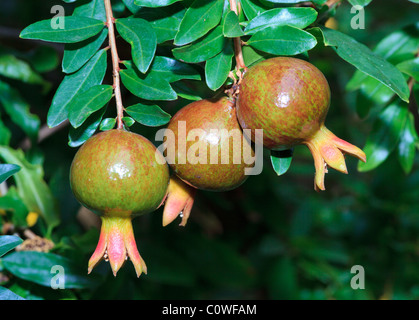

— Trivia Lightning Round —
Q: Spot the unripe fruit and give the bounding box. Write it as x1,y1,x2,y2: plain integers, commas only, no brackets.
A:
70,129,169,276
236,57,366,190
162,97,254,226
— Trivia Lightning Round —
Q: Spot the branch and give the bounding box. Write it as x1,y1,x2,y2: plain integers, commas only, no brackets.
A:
104,0,124,130
229,0,246,74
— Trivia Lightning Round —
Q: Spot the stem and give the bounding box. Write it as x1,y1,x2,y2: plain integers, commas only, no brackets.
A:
104,0,124,130
229,0,246,73
325,0,342,7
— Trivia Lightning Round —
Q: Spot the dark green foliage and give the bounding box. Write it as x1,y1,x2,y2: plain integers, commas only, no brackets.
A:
0,0,418,300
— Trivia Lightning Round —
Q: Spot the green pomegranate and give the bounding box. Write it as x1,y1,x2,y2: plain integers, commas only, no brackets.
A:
236,57,366,191
70,129,169,277
162,97,255,226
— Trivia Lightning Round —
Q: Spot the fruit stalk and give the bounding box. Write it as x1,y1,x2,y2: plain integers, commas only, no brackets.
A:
229,0,246,73
104,0,124,130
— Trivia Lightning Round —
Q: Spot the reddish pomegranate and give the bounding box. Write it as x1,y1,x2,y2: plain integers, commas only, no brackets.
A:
162,97,254,226
70,129,169,276
236,57,366,191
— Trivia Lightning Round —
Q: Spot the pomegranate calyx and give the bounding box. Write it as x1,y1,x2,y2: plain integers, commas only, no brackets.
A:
304,125,366,191
162,175,196,227
88,215,147,277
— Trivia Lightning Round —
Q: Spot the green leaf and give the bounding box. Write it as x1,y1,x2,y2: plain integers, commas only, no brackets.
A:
397,57,419,81
20,16,105,43
62,0,108,73
25,46,60,74
248,25,317,56
116,18,157,73
242,45,273,67
223,11,244,38
99,117,116,131
69,107,106,147
398,113,418,174
205,41,234,90
0,164,20,185
48,49,107,128
62,28,108,74
120,62,177,101
240,0,268,20
354,76,396,118
244,7,318,35
149,56,201,82
2,251,102,289
150,16,181,44
311,27,410,103
125,103,171,127
72,0,107,22
0,235,23,257
171,81,204,101
270,149,293,176
0,116,11,146
0,80,40,140
122,117,135,127
0,287,25,300
0,187,29,228
134,0,182,7
347,25,419,79
123,0,141,14
0,146,60,229
135,6,185,44
173,26,226,63
0,54,44,84
174,0,224,46
358,103,409,172
68,85,113,128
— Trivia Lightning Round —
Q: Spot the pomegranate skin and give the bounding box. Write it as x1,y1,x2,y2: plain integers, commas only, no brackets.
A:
236,57,331,150
70,129,169,217
165,97,254,192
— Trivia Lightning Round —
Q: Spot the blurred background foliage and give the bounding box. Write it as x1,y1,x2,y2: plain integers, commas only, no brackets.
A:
0,0,419,300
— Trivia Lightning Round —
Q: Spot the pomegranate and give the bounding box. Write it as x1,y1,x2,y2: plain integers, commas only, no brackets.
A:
161,97,255,226
236,57,366,191
70,129,169,277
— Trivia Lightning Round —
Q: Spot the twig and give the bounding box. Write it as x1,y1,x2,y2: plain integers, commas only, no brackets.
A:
229,0,246,74
226,0,247,99
325,0,342,7
316,0,343,24
104,0,124,130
